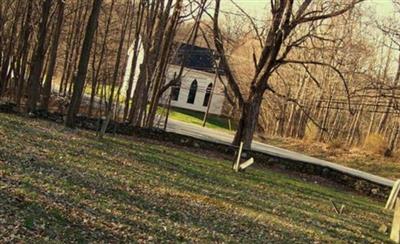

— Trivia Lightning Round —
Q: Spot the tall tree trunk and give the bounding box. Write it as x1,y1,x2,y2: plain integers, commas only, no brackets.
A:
233,91,263,149
128,0,160,125
123,0,145,121
146,0,181,128
65,0,103,127
26,0,52,113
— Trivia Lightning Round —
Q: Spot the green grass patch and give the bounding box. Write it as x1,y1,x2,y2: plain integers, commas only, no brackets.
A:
0,113,393,242
84,84,126,104
159,107,235,131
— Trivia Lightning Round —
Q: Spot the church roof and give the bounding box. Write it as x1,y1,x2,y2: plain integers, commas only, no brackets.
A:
170,43,224,75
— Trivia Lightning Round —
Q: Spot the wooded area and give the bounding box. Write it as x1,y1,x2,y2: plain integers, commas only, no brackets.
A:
0,0,399,155
3,1,400,242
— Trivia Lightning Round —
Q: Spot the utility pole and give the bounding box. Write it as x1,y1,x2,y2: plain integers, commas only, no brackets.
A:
202,56,220,127
163,73,177,131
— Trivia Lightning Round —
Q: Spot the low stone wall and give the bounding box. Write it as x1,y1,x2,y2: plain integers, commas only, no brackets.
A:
0,103,392,200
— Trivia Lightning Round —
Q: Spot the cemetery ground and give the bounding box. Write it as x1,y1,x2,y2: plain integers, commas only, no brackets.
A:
0,112,395,242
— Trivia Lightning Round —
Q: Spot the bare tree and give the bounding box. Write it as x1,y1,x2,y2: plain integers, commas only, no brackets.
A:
213,0,363,149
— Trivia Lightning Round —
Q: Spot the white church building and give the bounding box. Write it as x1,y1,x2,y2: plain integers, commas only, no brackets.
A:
123,42,229,116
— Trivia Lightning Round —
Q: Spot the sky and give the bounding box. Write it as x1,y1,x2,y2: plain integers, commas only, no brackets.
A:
368,0,395,16
222,0,395,19
219,0,398,74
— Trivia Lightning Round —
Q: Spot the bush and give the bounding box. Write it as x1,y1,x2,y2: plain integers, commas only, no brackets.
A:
304,122,319,142
328,139,345,150
363,133,387,155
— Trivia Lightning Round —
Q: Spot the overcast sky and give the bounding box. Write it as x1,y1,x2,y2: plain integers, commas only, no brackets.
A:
222,0,395,18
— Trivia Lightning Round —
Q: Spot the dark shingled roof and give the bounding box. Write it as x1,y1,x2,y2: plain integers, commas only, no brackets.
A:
171,43,224,75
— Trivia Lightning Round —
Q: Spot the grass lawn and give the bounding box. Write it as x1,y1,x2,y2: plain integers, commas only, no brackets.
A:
0,113,394,243
161,107,235,131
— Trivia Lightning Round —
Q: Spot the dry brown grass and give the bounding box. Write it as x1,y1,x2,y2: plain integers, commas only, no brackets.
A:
264,135,400,180
303,123,319,142
363,133,387,155
327,138,346,150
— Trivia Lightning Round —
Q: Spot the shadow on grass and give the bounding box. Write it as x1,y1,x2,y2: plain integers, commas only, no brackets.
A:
0,113,390,242
1,147,326,242
0,188,123,242
4,143,387,242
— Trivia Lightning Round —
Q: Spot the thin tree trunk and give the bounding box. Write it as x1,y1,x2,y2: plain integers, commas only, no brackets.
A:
67,3,89,97
60,3,78,94
123,0,144,121
15,1,33,108
286,76,306,137
378,52,400,134
0,0,22,95
146,0,181,128
129,0,172,126
367,97,380,138
88,0,115,117
347,103,364,145
385,122,400,157
99,0,130,137
42,0,65,110
318,92,334,142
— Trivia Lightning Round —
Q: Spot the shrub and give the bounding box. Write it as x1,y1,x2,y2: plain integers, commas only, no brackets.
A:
304,122,319,142
328,139,345,150
363,133,387,155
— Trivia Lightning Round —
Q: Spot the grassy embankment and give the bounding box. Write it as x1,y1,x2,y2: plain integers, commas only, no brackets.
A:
0,112,393,242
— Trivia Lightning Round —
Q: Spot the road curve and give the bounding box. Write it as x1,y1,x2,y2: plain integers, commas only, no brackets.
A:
161,119,394,188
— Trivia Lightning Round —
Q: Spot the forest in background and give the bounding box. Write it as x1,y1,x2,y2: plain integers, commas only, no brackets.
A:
0,0,399,157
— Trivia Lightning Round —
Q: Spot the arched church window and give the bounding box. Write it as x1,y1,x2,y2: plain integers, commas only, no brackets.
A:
203,83,213,107
187,80,198,104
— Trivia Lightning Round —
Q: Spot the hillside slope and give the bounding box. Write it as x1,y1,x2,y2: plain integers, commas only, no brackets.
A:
0,113,393,243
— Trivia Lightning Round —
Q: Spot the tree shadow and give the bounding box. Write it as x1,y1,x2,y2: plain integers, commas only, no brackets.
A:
1,152,317,242
0,114,390,242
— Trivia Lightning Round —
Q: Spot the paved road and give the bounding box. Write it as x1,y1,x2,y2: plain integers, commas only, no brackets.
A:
161,119,394,188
